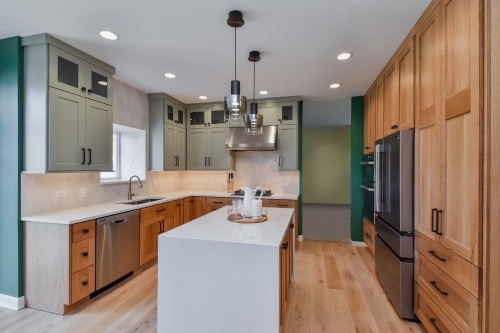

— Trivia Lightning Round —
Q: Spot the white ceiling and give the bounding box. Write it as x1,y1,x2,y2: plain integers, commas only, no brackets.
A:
1,0,430,127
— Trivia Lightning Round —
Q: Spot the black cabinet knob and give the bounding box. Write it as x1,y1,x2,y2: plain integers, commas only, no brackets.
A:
282,242,289,250
83,229,89,233
82,252,88,257
290,223,294,229
88,89,92,94
365,147,369,149
82,281,88,286
81,87,86,92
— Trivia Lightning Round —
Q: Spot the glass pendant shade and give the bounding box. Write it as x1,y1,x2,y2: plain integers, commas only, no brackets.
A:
244,103,263,135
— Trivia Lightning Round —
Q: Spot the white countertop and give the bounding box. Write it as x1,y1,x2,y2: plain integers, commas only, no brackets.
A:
160,206,294,247
22,190,299,225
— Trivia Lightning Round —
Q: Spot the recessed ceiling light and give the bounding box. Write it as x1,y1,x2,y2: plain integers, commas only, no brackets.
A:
100,30,119,40
259,91,269,95
330,83,341,88
337,52,352,60
98,81,108,86
199,96,208,100
164,73,176,79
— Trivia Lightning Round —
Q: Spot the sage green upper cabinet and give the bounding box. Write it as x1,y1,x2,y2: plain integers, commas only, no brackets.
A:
86,63,113,106
187,105,228,129
23,34,115,173
186,128,235,170
85,100,113,171
258,103,278,126
48,88,87,171
277,101,298,125
49,45,86,97
148,93,187,171
165,102,186,128
277,125,298,170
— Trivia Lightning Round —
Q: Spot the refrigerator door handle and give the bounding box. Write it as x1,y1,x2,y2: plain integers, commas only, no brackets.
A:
375,143,383,212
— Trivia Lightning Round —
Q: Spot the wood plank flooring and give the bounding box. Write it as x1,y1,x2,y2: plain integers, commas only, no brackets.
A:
0,240,425,333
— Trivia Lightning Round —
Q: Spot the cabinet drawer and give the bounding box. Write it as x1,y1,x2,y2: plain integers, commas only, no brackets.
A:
416,232,480,297
71,220,95,243
205,197,229,206
363,218,376,255
261,199,270,208
416,252,481,333
140,201,179,222
415,284,461,333
270,200,295,208
71,265,95,303
71,238,95,273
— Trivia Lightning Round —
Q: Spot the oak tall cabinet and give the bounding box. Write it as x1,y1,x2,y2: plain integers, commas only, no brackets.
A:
363,87,376,154
375,78,385,141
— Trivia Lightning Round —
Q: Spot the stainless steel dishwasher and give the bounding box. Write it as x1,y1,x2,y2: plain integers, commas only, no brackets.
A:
96,210,140,289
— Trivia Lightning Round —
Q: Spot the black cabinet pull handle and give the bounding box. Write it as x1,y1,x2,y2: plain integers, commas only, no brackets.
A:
430,281,448,295
205,157,207,166
290,223,294,229
174,120,178,123
82,281,88,286
213,201,223,204
208,123,210,127
81,87,86,92
82,252,88,257
88,149,91,165
208,157,211,166
279,119,282,123
365,233,371,238
204,123,207,127
156,208,166,213
277,204,288,207
88,89,92,94
282,242,288,250
429,318,443,333
436,210,443,235
431,208,438,233
81,148,85,164
365,147,369,149
428,250,447,262
177,203,181,206
191,200,193,203
83,229,89,233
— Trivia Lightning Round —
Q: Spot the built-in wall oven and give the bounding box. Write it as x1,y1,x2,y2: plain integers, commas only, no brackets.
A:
360,154,375,223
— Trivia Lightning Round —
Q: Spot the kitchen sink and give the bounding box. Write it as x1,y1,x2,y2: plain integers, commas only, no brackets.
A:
118,198,165,205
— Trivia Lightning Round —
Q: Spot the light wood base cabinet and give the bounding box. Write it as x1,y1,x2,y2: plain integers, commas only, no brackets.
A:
415,284,461,333
363,218,375,255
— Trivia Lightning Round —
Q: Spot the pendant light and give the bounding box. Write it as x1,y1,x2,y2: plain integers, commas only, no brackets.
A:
224,10,247,121
245,51,263,135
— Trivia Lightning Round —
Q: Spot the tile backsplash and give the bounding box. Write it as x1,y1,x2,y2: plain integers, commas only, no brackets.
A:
21,80,299,217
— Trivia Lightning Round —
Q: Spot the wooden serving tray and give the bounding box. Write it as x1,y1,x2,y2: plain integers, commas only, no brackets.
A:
228,214,268,223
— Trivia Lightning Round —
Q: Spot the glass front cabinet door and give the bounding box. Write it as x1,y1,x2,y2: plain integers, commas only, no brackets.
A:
277,101,298,125
165,102,186,127
49,45,86,97
209,106,229,128
86,63,113,105
187,109,208,129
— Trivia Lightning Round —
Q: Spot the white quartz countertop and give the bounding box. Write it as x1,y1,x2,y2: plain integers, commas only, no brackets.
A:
22,190,299,225
160,206,294,247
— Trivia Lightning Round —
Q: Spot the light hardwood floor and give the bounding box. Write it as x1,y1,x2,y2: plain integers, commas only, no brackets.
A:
0,240,425,333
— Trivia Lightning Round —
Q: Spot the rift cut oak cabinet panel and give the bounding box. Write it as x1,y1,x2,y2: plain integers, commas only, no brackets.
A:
23,34,115,173
149,93,187,171
186,128,236,170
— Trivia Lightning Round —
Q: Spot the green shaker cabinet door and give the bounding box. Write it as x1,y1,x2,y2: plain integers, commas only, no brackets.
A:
164,123,177,170
278,125,298,170
187,129,209,170
176,127,186,170
85,100,113,171
48,45,86,97
208,128,231,170
259,103,278,126
86,63,113,106
48,88,87,171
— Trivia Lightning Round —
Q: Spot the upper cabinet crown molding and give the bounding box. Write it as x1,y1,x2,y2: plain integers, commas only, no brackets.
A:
22,33,115,75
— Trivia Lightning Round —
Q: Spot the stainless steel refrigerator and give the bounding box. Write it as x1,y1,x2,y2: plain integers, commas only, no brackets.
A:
374,129,414,320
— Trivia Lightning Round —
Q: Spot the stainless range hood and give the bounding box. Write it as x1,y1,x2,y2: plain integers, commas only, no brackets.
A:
225,126,277,151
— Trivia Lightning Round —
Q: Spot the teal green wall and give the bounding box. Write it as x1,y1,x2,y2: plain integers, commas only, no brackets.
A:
0,37,24,297
350,97,364,242
298,101,303,236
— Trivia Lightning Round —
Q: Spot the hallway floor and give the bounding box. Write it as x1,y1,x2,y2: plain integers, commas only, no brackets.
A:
302,203,351,242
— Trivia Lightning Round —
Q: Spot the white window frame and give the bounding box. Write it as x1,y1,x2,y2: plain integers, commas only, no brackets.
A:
100,132,120,180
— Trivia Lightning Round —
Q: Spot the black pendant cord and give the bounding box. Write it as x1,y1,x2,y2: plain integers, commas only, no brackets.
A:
253,61,256,103
234,23,237,80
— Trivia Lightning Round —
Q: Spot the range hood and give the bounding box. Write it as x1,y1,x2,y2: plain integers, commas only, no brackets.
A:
225,126,277,151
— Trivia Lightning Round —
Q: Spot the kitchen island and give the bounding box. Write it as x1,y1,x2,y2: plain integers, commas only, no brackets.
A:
158,207,295,333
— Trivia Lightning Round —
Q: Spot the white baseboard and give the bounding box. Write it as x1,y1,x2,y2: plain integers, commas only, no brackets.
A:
0,294,25,311
350,240,367,247
298,235,304,241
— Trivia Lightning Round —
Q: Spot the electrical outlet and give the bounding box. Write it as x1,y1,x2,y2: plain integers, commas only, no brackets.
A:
80,188,87,198
152,182,158,187
281,182,289,187
183,180,188,184
56,191,67,198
